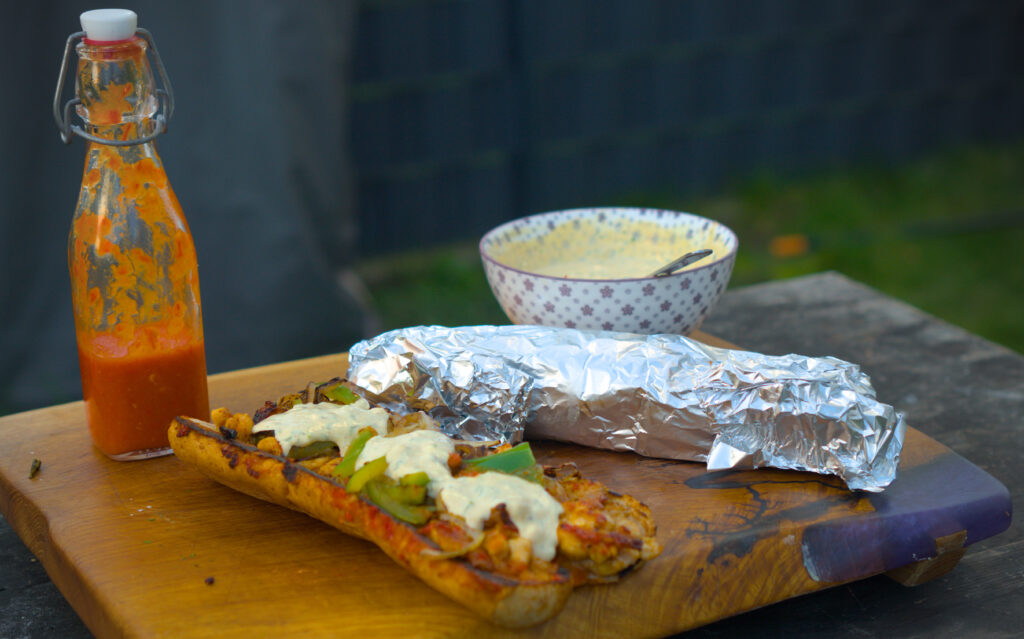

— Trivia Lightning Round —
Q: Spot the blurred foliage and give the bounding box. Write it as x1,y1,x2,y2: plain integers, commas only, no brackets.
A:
675,142,1024,354
357,142,1024,354
357,245,507,333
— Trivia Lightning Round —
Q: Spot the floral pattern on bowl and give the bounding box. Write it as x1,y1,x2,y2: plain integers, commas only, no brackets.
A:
480,207,738,335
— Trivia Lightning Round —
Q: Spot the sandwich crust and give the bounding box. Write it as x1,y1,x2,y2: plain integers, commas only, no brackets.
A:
168,386,659,627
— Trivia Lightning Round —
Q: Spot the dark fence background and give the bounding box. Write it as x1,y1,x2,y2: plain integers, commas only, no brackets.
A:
3,1,1022,416
348,0,1024,255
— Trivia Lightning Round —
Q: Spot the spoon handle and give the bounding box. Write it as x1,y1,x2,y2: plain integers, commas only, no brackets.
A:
648,249,714,278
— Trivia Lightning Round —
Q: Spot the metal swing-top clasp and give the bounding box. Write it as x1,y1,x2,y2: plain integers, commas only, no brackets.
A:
53,28,175,146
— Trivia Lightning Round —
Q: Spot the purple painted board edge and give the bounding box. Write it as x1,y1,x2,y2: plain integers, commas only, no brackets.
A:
801,450,1012,583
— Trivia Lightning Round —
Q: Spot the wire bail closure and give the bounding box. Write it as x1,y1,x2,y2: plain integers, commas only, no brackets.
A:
53,28,175,146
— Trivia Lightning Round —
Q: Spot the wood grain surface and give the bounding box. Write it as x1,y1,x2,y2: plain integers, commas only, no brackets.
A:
0,331,1011,638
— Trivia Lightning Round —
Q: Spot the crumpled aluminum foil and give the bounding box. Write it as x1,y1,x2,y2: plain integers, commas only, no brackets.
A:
347,325,906,492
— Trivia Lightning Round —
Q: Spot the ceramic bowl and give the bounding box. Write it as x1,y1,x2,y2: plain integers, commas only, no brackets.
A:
479,207,738,335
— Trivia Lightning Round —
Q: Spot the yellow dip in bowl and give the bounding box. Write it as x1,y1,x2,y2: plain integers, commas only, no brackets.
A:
480,207,738,334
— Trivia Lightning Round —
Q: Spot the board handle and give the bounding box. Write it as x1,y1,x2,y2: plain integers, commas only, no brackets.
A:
885,530,968,586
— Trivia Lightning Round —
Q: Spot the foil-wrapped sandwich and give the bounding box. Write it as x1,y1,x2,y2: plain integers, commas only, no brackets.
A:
348,325,906,492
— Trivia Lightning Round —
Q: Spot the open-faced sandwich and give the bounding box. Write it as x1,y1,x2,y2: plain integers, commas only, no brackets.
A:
169,378,661,627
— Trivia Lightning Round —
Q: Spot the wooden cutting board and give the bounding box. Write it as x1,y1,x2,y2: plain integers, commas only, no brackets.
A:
0,332,1011,638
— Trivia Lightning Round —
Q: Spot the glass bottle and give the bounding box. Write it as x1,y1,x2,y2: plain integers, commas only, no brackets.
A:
57,9,209,460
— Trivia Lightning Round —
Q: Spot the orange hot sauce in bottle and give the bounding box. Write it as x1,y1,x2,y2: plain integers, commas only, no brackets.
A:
59,9,209,459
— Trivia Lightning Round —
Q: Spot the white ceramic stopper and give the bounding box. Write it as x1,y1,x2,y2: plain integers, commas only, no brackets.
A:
80,9,137,41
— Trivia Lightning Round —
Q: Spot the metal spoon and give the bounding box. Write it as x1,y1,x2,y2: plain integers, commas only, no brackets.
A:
647,249,713,278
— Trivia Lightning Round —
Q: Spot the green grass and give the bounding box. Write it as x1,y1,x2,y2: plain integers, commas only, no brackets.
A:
684,143,1024,353
356,142,1024,354
357,245,508,332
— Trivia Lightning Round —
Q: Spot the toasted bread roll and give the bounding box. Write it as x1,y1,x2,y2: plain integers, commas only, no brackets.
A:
168,388,659,627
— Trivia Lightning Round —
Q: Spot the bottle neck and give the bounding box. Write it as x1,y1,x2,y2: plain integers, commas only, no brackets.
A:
75,37,159,143
82,123,167,192
84,120,161,147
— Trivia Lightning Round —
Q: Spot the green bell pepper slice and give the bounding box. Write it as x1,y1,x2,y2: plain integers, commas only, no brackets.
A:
333,428,377,479
380,479,427,505
364,478,432,526
324,383,360,405
346,455,387,493
287,440,338,460
399,471,430,487
464,442,544,484
464,442,536,474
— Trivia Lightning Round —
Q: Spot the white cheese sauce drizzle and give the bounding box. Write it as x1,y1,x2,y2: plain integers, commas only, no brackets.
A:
263,404,564,561
357,429,456,497
252,399,389,457
355,429,563,561
438,472,562,561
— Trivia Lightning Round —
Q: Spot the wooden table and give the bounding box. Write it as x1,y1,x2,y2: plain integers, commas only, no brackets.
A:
2,272,1020,638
